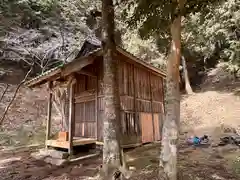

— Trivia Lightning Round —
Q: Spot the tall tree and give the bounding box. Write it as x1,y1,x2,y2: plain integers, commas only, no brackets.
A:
181,55,193,94
101,0,123,179
181,33,194,94
124,0,219,179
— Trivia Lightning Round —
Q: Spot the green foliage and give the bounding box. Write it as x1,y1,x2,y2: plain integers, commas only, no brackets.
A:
184,0,240,68
124,0,219,40
0,0,58,24
121,0,240,78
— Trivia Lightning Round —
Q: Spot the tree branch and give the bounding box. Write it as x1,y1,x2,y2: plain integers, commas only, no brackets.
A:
0,64,34,126
0,84,9,102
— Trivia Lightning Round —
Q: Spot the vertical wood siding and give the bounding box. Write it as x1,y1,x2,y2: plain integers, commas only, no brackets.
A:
74,100,96,138
72,55,164,144
74,62,98,139
140,113,154,143
153,113,161,141
116,53,164,144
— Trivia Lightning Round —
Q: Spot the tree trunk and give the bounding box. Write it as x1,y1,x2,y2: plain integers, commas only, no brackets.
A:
159,13,182,180
101,0,122,179
0,66,33,126
182,56,193,94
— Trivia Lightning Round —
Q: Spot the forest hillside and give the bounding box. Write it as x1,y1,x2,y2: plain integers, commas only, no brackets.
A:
0,0,239,179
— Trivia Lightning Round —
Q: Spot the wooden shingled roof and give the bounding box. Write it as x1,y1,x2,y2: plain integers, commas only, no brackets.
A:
25,39,166,88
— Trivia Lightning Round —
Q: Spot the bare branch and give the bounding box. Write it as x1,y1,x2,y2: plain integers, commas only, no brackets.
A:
60,24,66,64
0,84,9,102
0,64,34,126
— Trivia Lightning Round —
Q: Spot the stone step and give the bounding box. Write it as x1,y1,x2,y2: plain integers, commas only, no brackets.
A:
44,157,67,166
39,149,69,159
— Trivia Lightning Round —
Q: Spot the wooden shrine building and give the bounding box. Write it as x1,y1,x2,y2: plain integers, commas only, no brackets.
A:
25,39,166,155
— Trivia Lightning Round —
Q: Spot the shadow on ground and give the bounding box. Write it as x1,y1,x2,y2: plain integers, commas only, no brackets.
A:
0,150,102,180
0,142,239,180
125,143,239,180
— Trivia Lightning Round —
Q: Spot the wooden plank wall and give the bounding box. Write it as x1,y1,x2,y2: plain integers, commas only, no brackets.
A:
72,55,164,144
74,100,96,138
116,53,164,144
74,62,98,139
140,113,154,143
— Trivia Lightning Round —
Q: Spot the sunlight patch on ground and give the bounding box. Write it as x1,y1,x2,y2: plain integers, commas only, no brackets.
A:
211,174,226,180
0,156,21,169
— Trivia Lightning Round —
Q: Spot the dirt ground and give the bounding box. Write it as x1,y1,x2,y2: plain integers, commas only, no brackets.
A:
0,143,239,180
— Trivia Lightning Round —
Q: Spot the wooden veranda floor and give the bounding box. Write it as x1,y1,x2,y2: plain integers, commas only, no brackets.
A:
46,137,97,149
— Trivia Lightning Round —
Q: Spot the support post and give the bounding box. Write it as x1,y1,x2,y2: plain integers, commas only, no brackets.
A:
68,80,75,155
46,81,53,148
149,73,155,142
133,65,138,134
95,76,98,139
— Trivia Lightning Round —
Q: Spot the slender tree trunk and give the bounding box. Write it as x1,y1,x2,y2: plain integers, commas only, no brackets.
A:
0,84,9,102
101,0,122,179
159,9,182,180
0,66,33,126
182,56,193,94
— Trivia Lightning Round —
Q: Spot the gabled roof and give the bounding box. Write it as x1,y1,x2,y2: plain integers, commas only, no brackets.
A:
25,40,166,88
25,47,101,87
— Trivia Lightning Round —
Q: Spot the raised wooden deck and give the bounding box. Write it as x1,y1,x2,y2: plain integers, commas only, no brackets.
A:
46,137,97,149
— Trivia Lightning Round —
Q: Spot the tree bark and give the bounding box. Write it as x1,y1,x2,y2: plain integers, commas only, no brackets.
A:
159,8,182,180
182,55,193,94
101,0,123,179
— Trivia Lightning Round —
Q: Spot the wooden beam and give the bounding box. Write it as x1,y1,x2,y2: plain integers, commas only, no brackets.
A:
149,73,155,141
162,78,166,113
62,57,95,76
77,70,97,77
26,50,101,88
46,140,69,149
26,69,61,88
46,81,53,148
95,75,98,139
68,80,75,155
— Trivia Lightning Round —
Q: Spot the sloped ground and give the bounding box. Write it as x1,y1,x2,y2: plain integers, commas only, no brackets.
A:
0,84,61,149
181,63,240,138
0,64,62,148
179,64,240,179
181,91,240,136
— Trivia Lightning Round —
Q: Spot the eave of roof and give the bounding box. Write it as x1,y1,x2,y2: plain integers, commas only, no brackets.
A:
25,47,166,88
116,47,166,77
25,48,101,88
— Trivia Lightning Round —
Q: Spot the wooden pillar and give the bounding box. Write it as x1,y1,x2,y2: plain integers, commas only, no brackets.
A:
133,65,138,134
95,76,98,139
46,81,53,148
149,73,155,141
68,80,75,155
162,78,166,114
